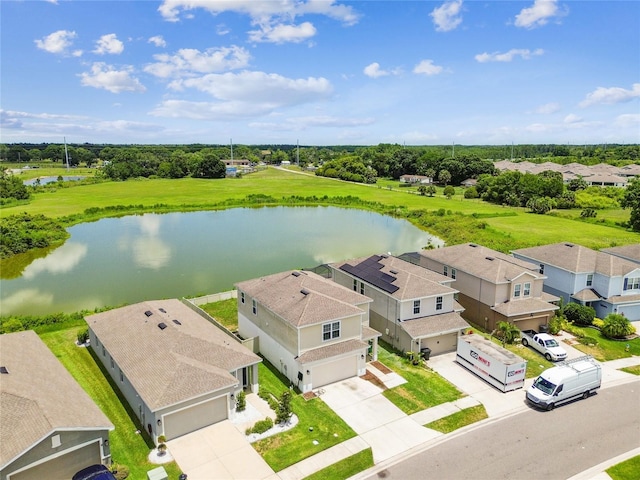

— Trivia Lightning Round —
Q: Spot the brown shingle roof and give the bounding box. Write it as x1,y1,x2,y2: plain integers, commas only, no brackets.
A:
400,312,469,338
513,242,639,276
0,331,113,468
297,339,367,364
235,270,370,327
85,299,261,411
571,288,602,302
491,297,559,317
601,245,640,265
418,243,542,284
331,255,456,300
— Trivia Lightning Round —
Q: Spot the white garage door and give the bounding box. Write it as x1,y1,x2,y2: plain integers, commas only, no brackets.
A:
163,396,228,441
10,441,101,480
312,355,358,388
427,333,459,355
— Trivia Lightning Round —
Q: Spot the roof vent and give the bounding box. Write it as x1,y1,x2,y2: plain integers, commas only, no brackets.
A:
172,319,182,325
390,269,399,275
158,323,167,330
159,308,167,313
564,243,574,247
485,256,494,261
144,310,153,317
469,244,478,248
0,366,8,374
292,271,301,277
301,288,310,295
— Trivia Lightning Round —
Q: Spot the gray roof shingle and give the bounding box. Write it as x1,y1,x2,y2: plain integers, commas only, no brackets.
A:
86,299,261,411
400,312,469,338
0,331,113,469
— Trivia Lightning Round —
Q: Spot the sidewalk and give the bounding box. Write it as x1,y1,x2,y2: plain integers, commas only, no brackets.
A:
276,348,640,480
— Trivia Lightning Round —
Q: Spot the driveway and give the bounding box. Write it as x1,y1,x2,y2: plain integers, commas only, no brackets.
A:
320,376,440,463
166,421,277,480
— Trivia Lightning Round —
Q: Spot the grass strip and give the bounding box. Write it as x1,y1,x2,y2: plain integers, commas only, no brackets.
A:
302,448,374,480
199,298,238,331
424,405,488,433
607,455,640,480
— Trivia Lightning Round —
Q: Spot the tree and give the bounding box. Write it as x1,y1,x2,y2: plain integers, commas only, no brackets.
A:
526,196,555,214
621,177,640,232
194,153,225,178
563,303,595,326
0,173,30,200
568,177,588,191
494,321,521,346
275,391,292,424
464,186,479,199
438,169,451,185
601,313,635,339
443,185,455,199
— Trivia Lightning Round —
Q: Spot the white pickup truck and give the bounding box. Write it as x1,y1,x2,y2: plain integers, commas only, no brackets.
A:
520,329,567,362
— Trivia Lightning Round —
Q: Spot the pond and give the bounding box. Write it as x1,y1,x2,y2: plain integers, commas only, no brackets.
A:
23,176,86,186
0,207,442,316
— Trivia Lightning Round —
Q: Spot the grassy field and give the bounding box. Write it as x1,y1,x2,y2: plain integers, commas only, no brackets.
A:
39,327,183,479
2,167,637,250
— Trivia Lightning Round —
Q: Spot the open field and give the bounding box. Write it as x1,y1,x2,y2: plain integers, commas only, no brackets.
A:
2,167,638,250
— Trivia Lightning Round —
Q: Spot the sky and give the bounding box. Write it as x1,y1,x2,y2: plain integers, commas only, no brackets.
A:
1,0,639,146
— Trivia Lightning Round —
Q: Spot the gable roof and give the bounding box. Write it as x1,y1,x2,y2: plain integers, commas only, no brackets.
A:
601,244,640,265
400,311,469,338
418,243,542,284
0,331,113,469
332,254,456,300
86,299,260,411
235,270,370,328
512,242,638,276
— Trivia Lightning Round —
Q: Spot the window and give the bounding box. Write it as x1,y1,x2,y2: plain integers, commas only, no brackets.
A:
625,277,640,290
443,265,448,277
360,282,365,295
252,299,257,315
539,264,545,274
323,321,340,341
102,346,106,357
524,282,531,297
586,274,593,287
413,300,421,315
240,291,245,304
436,296,443,311
110,357,114,369
451,268,456,280
514,284,521,298
353,279,358,291
119,369,124,383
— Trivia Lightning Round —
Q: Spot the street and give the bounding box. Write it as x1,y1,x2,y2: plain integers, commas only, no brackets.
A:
365,380,640,480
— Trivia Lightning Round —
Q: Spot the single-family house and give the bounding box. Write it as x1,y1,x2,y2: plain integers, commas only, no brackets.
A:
416,243,559,332
0,331,113,480
330,255,469,356
86,299,261,442
512,243,640,320
460,178,477,188
236,270,375,393
399,174,432,185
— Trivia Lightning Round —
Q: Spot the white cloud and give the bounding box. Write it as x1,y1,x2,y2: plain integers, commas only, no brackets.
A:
216,24,230,36
579,83,640,107
148,35,167,47
79,63,146,93
145,46,250,78
34,30,77,55
22,242,88,279
475,48,544,63
93,33,124,55
413,59,444,76
535,102,561,114
430,0,463,32
151,71,332,119
614,114,640,128
564,113,582,124
364,62,390,78
248,22,317,44
250,115,375,131
514,0,566,29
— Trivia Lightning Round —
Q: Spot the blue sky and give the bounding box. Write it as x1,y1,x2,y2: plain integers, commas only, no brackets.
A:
1,0,639,146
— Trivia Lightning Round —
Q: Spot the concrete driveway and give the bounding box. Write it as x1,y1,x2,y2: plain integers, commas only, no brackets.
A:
320,376,440,463
166,421,277,480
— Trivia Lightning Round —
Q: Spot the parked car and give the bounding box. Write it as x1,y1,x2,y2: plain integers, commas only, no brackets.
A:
520,329,567,361
72,464,116,480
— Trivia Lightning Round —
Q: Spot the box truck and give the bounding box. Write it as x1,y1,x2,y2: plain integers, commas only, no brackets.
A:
456,334,527,392
526,356,602,410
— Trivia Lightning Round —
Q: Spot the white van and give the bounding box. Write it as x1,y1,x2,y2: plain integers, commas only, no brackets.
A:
526,356,601,411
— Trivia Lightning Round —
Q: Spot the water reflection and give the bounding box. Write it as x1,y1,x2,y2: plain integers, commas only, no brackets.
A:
116,215,172,270
22,242,88,279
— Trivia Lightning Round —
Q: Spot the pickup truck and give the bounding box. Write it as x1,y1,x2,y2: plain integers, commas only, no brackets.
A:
520,330,567,362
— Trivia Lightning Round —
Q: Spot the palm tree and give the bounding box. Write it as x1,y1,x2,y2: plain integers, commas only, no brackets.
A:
494,321,521,346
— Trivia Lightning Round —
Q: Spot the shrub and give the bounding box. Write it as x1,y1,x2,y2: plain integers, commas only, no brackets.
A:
249,417,273,435
464,187,479,199
110,464,130,480
0,318,23,334
236,390,246,412
592,318,605,329
276,391,293,424
601,313,636,339
548,315,567,335
77,328,90,344
564,323,585,338
578,336,598,346
563,303,595,326
443,185,455,199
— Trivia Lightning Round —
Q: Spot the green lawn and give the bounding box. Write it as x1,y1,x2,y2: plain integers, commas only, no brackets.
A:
199,298,238,331
39,327,183,479
424,405,488,433
607,455,640,480
377,343,463,414
620,365,640,375
252,360,357,472
302,448,374,480
566,326,640,361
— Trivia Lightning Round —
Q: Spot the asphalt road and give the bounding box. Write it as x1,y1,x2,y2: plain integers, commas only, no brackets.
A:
366,380,640,480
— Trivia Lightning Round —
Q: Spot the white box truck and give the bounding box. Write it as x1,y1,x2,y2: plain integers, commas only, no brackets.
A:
456,334,527,392
526,356,602,411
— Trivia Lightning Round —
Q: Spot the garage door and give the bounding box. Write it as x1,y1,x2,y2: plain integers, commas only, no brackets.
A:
427,333,459,355
10,441,100,480
312,355,358,388
163,396,228,440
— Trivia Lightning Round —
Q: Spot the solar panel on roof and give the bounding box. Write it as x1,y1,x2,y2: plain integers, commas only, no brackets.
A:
340,255,399,294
